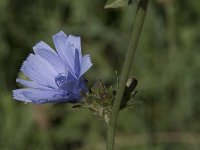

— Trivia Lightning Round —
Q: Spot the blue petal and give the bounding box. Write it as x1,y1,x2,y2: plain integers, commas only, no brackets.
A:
52,32,74,75
21,54,58,88
52,31,82,78
13,88,80,104
80,54,92,76
66,35,82,59
13,89,32,103
16,78,51,89
33,41,65,73
74,48,81,77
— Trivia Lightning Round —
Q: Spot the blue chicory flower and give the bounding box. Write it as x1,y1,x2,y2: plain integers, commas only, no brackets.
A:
13,31,92,104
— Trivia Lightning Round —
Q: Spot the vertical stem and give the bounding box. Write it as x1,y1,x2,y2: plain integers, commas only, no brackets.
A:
106,0,149,149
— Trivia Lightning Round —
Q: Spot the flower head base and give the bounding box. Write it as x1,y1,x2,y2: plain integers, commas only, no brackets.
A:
72,77,138,123
13,31,92,104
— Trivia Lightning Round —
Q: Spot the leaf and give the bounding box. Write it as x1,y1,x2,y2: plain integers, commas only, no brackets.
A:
104,0,134,9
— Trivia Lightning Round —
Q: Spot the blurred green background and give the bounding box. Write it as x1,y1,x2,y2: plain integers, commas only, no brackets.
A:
0,0,200,149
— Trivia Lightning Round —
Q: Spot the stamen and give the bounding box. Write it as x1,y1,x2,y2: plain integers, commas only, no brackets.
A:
55,73,68,88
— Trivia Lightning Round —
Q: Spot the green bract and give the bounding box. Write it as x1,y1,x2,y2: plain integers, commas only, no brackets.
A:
73,78,138,124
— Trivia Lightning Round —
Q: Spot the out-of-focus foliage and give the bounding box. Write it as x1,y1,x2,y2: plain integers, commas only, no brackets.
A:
0,0,200,149
104,0,135,8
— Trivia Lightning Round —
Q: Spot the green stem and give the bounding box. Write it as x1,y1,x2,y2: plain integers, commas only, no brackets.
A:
106,0,149,149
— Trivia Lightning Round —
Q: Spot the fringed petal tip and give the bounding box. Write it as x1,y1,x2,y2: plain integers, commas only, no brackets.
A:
20,54,33,71
52,31,67,39
68,35,81,40
87,55,92,65
33,41,43,48
80,54,93,76
12,89,32,103
33,40,56,51
53,31,81,41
